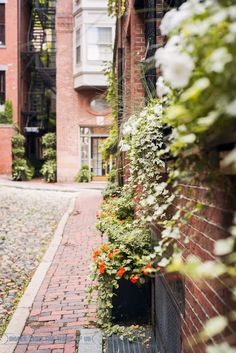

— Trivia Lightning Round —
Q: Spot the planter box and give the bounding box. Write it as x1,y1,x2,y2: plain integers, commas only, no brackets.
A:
112,278,151,325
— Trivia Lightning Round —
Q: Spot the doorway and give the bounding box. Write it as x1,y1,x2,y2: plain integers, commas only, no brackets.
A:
80,127,110,179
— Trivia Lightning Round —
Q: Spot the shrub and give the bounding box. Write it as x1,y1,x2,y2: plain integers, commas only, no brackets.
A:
41,132,56,183
12,159,34,181
102,182,121,200
12,133,34,181
75,165,93,183
41,160,56,183
0,100,13,124
107,168,117,183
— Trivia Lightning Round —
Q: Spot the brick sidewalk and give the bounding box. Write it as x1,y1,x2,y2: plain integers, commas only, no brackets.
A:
13,190,103,353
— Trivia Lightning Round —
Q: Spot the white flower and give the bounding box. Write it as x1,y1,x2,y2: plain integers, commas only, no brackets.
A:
160,0,205,35
153,104,163,116
206,47,232,73
156,76,170,98
123,122,133,136
119,140,130,152
159,50,194,88
225,100,236,116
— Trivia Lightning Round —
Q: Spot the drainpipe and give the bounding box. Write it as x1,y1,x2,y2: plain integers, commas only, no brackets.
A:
144,0,157,99
117,0,124,186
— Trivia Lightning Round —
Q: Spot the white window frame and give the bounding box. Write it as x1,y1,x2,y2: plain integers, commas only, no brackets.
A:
86,26,113,63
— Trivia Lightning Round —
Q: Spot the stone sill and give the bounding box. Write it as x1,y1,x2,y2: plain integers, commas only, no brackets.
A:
0,124,13,128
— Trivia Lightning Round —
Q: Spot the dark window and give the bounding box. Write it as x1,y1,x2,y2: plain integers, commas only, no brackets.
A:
0,71,6,104
0,4,5,45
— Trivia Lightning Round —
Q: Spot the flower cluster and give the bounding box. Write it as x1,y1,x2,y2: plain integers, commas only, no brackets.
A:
92,241,155,285
155,0,236,154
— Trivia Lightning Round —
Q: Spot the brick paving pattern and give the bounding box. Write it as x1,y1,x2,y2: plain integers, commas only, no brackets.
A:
13,190,102,353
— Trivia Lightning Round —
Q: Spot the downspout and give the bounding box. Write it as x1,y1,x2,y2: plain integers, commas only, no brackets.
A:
117,0,124,186
144,0,157,99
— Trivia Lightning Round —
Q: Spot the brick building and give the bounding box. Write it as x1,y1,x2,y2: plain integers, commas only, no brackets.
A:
0,0,28,174
114,1,236,352
56,0,115,181
0,0,115,181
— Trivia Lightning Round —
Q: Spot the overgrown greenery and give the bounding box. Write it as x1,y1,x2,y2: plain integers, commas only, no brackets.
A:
0,101,13,124
41,132,56,182
12,133,34,181
75,165,93,183
90,185,155,337
99,64,118,161
92,0,236,350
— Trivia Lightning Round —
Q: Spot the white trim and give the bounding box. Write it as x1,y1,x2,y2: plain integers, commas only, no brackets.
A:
0,65,8,71
0,1,7,3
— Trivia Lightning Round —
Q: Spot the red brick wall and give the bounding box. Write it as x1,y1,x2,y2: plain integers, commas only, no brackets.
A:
0,0,20,124
115,1,236,352
0,126,13,174
176,182,236,352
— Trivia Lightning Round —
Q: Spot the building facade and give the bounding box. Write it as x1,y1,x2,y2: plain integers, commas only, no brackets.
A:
0,0,24,174
0,0,115,181
56,0,115,181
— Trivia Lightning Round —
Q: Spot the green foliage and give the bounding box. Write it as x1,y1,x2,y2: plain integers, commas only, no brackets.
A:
100,64,119,160
107,0,125,17
12,133,34,181
75,165,93,183
41,133,56,183
0,100,13,125
90,185,156,337
41,160,56,183
108,168,117,183
99,123,118,160
102,182,121,200
12,159,34,181
42,132,56,149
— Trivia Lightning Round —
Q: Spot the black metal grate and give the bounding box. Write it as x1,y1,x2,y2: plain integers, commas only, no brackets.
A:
106,333,158,353
154,276,184,353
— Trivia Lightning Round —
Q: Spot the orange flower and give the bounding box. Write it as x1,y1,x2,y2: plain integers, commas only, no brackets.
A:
103,244,109,252
142,263,153,275
108,252,113,259
130,274,140,284
99,261,106,274
96,212,100,219
92,249,101,260
117,267,126,277
113,249,120,255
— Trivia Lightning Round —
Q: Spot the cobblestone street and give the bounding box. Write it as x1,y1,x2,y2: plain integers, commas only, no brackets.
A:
0,187,72,336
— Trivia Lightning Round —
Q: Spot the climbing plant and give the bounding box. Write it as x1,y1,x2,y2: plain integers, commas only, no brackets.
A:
91,0,236,350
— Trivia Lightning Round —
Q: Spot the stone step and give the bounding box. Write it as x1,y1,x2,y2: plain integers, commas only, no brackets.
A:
77,329,103,353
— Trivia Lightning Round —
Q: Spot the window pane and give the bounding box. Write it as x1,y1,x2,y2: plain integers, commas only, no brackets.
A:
0,71,5,105
0,5,5,23
87,45,100,60
76,46,81,64
88,27,112,45
76,29,80,44
99,45,112,60
0,4,5,45
98,28,112,44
